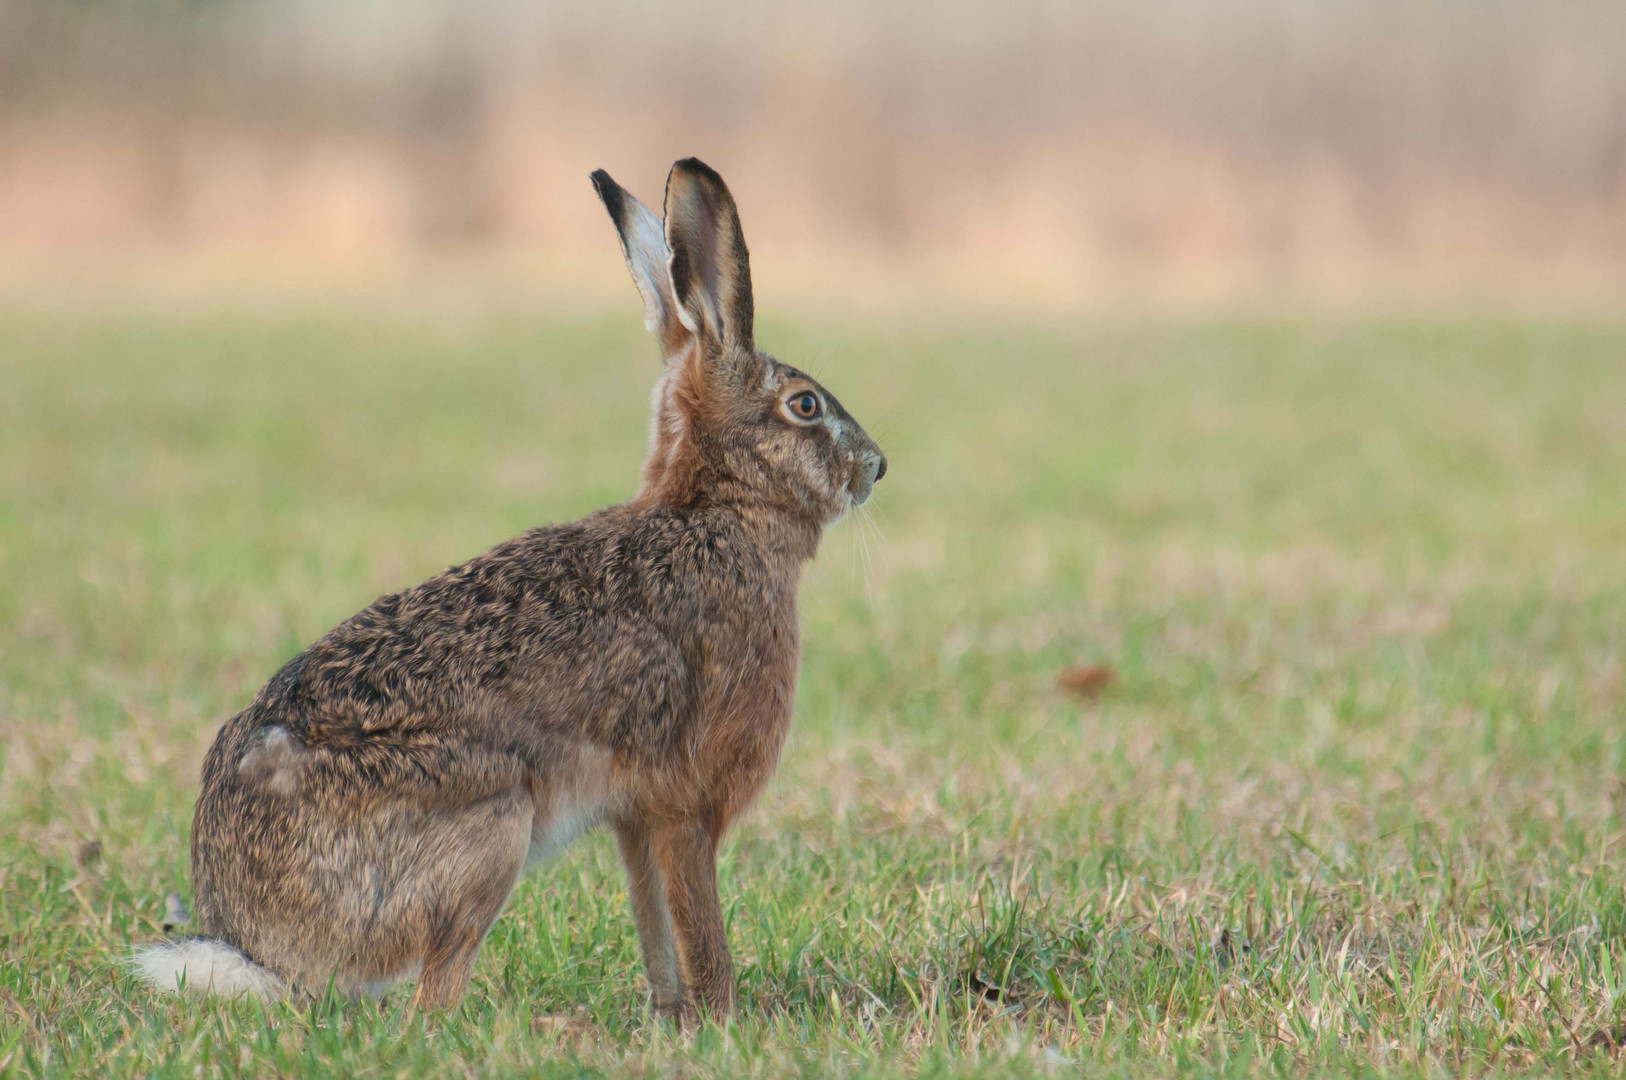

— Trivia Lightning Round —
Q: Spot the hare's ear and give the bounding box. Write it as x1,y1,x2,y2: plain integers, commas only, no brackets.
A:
663,158,754,355
591,169,688,355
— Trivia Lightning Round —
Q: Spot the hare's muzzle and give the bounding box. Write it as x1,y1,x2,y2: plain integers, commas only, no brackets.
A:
851,451,887,505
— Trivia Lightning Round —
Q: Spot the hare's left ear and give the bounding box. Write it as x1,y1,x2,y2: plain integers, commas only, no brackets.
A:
663,158,754,355
591,169,689,357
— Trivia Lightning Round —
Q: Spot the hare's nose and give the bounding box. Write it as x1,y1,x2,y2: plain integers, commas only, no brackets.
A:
873,455,888,483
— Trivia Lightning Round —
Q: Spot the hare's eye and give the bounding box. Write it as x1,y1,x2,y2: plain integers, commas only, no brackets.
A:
788,392,822,421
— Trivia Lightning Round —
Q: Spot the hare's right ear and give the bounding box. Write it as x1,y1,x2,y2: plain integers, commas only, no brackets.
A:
591,169,688,355
662,158,753,355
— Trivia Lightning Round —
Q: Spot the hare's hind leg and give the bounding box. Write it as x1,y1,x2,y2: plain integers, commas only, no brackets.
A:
405,790,533,1011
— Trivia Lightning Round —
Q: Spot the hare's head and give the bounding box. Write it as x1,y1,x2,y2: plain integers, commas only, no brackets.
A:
592,159,885,527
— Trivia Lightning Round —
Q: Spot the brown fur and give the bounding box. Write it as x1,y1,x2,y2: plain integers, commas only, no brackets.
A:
148,158,885,1023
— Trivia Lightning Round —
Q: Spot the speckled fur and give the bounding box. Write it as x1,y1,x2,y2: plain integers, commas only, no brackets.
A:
134,159,885,1022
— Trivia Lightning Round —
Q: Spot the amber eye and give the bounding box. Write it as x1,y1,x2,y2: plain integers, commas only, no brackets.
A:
787,391,822,421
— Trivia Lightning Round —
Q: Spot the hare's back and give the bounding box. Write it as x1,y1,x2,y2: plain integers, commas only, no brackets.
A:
252,506,738,747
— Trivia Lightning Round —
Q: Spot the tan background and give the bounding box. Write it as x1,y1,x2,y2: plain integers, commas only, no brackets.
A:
3,0,1624,307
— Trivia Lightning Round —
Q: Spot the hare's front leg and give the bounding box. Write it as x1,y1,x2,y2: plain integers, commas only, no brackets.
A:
650,814,734,1021
613,817,684,1018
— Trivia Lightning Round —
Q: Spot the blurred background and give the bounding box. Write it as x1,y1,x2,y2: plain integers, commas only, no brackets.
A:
7,6,1626,1070
2,0,1624,309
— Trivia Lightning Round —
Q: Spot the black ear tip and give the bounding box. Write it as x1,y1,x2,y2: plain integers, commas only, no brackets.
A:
591,169,626,224
670,157,726,189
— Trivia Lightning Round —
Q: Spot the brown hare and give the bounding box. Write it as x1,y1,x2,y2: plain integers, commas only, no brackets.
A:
132,158,886,1022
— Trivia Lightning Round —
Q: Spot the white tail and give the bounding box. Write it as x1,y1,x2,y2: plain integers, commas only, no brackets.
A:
131,939,284,999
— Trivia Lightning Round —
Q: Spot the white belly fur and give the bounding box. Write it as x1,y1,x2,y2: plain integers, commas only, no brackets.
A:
524,745,618,870
524,802,604,869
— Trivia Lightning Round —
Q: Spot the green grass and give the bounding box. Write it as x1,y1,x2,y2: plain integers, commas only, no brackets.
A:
3,304,1626,1077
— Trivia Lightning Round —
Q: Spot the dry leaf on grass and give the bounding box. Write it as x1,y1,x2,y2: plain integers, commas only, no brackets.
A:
1056,664,1115,699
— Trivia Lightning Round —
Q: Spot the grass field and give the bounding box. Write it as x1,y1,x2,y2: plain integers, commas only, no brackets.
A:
3,305,1626,1077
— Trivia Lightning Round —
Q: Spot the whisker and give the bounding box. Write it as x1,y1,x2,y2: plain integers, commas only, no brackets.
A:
801,344,829,383
849,499,861,583
854,501,886,610
856,513,873,609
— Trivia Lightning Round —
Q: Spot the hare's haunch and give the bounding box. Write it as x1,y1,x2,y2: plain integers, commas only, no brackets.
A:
132,159,886,1022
